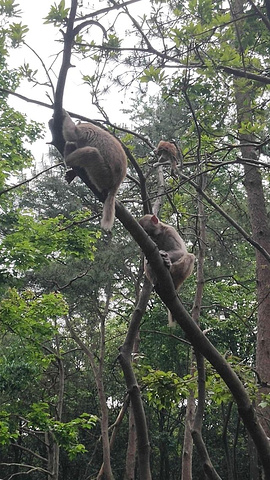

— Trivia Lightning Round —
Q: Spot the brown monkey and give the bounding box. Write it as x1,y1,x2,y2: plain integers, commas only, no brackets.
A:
62,110,127,231
139,214,195,326
154,140,183,177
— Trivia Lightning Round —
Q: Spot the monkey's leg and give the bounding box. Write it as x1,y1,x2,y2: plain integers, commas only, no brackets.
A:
144,259,156,285
65,146,101,169
66,146,118,231
170,160,179,178
64,141,77,157
170,253,195,288
65,146,111,191
168,253,195,328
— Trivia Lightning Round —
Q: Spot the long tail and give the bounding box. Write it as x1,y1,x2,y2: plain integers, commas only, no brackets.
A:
168,309,177,328
101,192,116,231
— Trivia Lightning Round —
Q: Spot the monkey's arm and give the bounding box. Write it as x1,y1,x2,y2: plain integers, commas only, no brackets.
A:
159,250,172,269
64,141,78,183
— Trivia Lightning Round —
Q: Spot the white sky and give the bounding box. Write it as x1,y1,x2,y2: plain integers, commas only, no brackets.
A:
8,0,147,121
7,0,151,161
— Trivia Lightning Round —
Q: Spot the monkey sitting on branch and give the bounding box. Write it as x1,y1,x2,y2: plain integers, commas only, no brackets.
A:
62,110,127,231
154,140,183,177
139,214,195,326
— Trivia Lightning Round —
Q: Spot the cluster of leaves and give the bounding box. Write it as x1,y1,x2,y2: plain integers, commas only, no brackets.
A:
0,289,67,336
0,402,98,459
44,0,69,27
140,365,196,410
28,402,98,459
0,411,18,445
0,209,100,273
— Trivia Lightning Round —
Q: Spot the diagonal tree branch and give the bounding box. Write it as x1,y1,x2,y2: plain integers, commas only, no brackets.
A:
113,199,270,478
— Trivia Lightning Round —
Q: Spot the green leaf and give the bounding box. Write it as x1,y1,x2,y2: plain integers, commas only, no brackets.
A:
44,0,69,26
0,0,22,17
8,22,28,46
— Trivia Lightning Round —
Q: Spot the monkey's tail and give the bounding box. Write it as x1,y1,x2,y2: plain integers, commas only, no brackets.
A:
168,309,177,328
101,191,116,231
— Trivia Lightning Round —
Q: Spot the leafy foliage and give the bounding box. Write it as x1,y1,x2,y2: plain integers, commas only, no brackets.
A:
44,0,69,26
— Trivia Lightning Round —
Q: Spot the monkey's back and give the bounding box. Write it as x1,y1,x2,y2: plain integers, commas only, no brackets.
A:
152,224,187,256
75,122,127,189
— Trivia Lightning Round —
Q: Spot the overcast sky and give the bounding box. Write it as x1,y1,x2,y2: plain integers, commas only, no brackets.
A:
8,0,144,123
7,0,147,161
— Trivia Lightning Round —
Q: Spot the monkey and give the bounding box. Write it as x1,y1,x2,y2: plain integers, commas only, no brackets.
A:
62,110,127,231
154,140,183,177
139,214,195,326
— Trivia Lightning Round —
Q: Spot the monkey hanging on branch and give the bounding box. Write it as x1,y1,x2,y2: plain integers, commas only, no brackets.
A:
61,109,127,231
139,214,195,327
154,140,183,177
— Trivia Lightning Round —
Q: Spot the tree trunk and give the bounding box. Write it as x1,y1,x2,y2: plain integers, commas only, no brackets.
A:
181,389,195,480
118,278,153,480
46,343,65,480
242,158,270,439
66,301,115,480
181,172,207,479
124,405,137,480
124,327,141,480
46,432,60,480
248,432,260,480
232,0,270,458
234,71,270,439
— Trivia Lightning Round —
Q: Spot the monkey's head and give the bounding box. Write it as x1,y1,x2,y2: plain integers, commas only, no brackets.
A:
154,140,177,159
139,214,160,236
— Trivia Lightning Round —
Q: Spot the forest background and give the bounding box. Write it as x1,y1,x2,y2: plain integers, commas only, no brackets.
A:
0,0,270,479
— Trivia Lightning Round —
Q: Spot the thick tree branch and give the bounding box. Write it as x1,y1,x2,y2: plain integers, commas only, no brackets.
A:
219,65,270,84
50,0,78,153
0,164,62,196
114,199,270,478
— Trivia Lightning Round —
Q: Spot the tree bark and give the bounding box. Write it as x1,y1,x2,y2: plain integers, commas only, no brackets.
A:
46,338,65,480
124,323,141,480
232,0,270,446
181,389,195,480
181,172,207,479
66,294,115,480
118,278,153,480
124,404,137,480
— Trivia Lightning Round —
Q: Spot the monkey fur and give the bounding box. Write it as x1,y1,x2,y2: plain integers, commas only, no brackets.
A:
62,110,127,231
139,214,195,326
154,140,180,177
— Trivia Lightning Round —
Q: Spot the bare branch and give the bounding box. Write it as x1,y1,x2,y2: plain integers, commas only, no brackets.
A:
75,0,142,22
23,42,55,96
73,20,107,38
0,164,62,196
0,463,51,477
180,172,270,264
